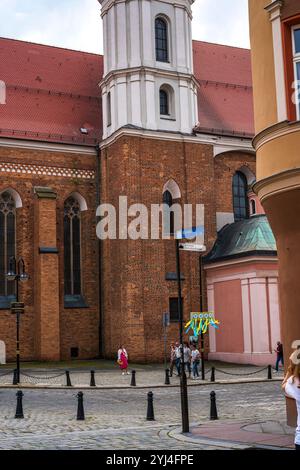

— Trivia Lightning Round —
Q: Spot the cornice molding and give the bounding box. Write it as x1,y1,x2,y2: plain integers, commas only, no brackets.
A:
100,66,198,89
265,0,284,21
100,125,254,152
253,167,300,203
0,137,97,155
252,120,300,151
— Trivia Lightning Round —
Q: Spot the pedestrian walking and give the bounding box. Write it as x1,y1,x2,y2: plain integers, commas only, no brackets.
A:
275,341,284,372
174,342,182,376
282,355,300,451
169,342,176,377
183,342,191,379
117,346,130,376
191,344,200,379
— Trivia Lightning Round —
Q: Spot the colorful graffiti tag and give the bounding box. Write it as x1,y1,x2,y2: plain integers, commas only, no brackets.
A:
185,312,220,337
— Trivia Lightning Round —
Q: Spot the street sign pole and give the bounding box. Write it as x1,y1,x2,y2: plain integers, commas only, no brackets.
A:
163,313,169,371
199,256,205,381
175,238,189,434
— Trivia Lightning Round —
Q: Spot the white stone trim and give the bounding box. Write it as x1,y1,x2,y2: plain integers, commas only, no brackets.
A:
0,138,97,155
241,279,252,354
265,0,288,122
69,192,88,211
207,285,216,353
205,257,278,273
99,125,253,150
0,187,23,208
0,162,95,180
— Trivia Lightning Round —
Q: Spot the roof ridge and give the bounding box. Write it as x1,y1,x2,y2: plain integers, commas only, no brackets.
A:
192,39,251,52
0,36,103,57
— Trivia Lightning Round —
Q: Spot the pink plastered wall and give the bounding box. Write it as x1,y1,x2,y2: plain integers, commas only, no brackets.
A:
205,257,281,366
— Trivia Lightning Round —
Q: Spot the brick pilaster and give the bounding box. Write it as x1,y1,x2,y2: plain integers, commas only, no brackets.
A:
34,187,60,361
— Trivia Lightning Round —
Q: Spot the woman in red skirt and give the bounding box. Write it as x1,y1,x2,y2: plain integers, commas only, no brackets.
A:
117,346,130,375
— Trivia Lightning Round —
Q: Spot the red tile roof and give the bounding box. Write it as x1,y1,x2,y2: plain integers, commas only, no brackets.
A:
0,37,254,146
0,38,103,145
193,41,254,138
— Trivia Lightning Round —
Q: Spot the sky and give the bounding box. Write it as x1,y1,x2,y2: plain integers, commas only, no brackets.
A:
0,0,250,54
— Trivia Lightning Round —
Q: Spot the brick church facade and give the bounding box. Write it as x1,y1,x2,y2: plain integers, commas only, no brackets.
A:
0,0,277,363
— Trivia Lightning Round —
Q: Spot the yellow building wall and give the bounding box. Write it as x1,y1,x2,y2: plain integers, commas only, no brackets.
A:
257,129,300,180
249,0,278,133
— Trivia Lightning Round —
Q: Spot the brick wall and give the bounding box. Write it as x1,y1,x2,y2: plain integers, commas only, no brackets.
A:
100,135,256,362
0,145,99,362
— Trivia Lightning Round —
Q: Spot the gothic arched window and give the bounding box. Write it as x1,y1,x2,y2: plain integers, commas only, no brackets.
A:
232,172,249,222
64,197,82,296
0,191,16,297
160,89,169,116
155,17,169,63
163,190,174,235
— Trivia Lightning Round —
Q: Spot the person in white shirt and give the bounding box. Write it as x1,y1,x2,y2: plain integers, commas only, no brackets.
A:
174,342,182,376
191,344,201,379
117,346,130,376
183,342,191,379
282,355,300,451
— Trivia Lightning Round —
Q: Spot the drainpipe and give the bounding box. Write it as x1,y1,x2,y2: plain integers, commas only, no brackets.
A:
96,143,104,358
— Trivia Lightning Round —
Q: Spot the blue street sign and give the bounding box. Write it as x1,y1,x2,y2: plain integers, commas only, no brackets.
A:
176,226,204,240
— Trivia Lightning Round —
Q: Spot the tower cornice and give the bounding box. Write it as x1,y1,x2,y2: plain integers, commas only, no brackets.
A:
99,66,199,89
99,0,195,18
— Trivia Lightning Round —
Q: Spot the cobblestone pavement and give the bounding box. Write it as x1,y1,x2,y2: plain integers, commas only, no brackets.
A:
0,381,287,449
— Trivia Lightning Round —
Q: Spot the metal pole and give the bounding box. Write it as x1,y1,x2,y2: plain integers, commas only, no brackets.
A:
16,311,20,384
164,320,167,371
199,255,205,381
175,238,189,433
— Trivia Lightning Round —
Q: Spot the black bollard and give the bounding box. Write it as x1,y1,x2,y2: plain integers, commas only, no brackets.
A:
90,371,96,387
66,370,72,387
131,370,136,387
210,367,216,383
165,369,170,385
210,391,218,421
147,392,155,421
268,365,272,380
13,369,18,386
15,391,24,419
77,392,85,421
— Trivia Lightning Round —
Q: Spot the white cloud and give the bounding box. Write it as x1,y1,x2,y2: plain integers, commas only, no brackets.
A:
0,0,250,53
192,0,250,49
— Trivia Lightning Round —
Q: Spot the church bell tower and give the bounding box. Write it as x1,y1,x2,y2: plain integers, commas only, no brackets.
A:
99,0,198,139
98,0,201,363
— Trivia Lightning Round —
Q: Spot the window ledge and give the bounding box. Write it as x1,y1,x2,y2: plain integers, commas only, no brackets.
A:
0,296,16,310
160,116,176,122
64,295,89,309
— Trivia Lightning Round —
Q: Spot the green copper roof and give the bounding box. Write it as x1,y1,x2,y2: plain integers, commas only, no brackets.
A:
204,215,277,264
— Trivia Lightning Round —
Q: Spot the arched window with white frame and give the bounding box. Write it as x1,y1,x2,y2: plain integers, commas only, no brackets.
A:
155,17,169,63
64,196,82,297
0,191,17,299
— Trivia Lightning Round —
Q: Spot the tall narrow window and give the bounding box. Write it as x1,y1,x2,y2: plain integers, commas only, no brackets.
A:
107,92,112,127
163,190,174,235
160,89,169,116
292,26,300,118
250,199,256,216
155,17,168,62
64,197,81,296
0,192,16,298
232,172,249,222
